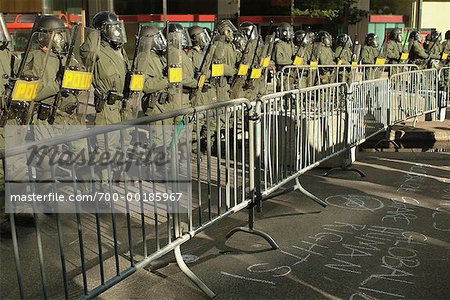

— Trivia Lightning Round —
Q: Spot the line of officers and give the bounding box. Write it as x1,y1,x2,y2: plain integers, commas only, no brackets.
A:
2,14,450,130
0,12,449,235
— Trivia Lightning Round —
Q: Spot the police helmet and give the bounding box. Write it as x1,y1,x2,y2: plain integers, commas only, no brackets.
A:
166,23,192,48
34,15,67,53
277,23,294,42
294,30,309,47
365,33,379,47
92,11,126,49
240,22,258,40
389,28,403,43
188,26,210,48
140,25,167,52
316,31,332,47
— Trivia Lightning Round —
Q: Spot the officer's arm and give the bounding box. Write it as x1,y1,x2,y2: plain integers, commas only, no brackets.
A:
224,45,236,77
80,29,100,67
143,56,168,94
361,47,370,64
386,42,399,60
181,58,198,89
413,42,428,59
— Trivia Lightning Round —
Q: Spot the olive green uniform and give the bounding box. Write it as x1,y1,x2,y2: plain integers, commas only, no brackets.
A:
80,30,131,125
188,48,216,106
213,36,237,101
245,39,267,99
272,40,294,69
137,50,169,115
273,40,295,90
409,40,430,67
317,44,336,84
334,46,352,65
425,41,442,68
361,45,378,64
230,39,257,99
386,40,403,64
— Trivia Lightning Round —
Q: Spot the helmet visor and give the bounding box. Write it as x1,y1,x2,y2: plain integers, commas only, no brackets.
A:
0,13,11,43
193,29,210,47
103,20,127,44
241,25,258,40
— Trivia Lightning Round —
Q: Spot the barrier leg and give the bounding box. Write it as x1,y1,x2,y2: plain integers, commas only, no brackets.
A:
262,177,327,208
225,205,279,250
294,177,327,207
323,147,366,178
374,128,400,152
174,245,216,299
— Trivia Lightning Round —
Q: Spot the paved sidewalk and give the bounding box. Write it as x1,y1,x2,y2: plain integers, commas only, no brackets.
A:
100,151,450,300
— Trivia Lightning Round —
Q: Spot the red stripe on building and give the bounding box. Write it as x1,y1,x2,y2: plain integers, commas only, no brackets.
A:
118,14,216,22
239,16,325,24
369,15,409,23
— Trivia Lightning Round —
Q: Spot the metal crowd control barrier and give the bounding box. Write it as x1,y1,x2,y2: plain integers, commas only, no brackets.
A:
347,78,390,146
1,99,254,299
253,83,348,204
1,66,447,299
390,69,439,124
280,64,419,91
438,66,450,121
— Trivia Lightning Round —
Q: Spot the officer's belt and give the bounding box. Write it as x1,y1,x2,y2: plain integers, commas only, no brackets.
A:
94,89,123,105
182,88,193,94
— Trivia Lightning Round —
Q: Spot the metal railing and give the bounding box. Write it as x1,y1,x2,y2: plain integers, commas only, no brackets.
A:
280,64,419,92
438,66,450,120
347,78,390,146
1,99,253,299
390,69,439,124
257,83,347,199
1,66,447,299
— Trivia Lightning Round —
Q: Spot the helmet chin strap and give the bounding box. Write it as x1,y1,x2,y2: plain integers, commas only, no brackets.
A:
111,41,123,50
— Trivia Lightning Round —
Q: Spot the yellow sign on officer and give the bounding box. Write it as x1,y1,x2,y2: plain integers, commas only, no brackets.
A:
212,64,225,77
168,67,183,83
62,70,93,90
129,74,145,91
250,68,262,79
237,64,249,76
261,57,271,68
293,56,303,66
11,80,40,101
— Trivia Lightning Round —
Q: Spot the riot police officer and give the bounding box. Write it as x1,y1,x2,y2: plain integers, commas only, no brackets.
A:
188,26,210,71
213,19,238,101
81,11,130,125
315,31,335,84
334,34,353,65
165,23,197,110
137,25,169,115
361,33,379,64
187,25,216,106
386,28,403,64
231,21,258,99
293,30,313,64
424,31,443,68
80,12,130,200
239,21,263,100
21,16,97,207
272,23,295,70
408,30,432,67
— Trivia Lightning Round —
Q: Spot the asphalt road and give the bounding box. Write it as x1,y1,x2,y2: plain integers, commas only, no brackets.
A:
99,151,450,300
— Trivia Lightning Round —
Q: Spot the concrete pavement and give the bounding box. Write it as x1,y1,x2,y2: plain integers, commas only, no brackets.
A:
98,150,450,300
